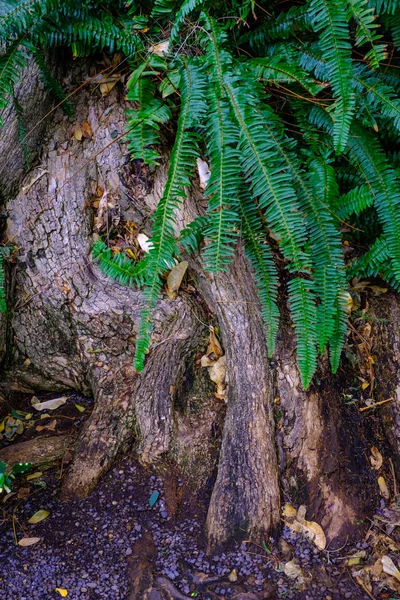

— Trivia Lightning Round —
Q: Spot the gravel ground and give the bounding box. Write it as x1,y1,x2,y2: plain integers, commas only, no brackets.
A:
0,457,382,600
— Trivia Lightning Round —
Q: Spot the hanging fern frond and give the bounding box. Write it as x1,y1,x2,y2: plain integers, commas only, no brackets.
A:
347,0,386,69
347,125,400,282
250,56,323,97
134,59,207,371
336,183,374,219
0,41,30,124
237,190,280,356
309,0,355,153
170,0,204,42
178,215,207,254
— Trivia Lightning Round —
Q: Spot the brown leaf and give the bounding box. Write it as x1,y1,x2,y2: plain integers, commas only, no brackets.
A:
382,555,400,582
36,419,57,433
82,121,92,138
370,446,383,470
166,261,188,299
18,537,41,547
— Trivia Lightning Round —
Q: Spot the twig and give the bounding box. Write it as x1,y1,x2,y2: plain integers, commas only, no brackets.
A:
389,457,398,498
359,398,393,412
355,575,376,600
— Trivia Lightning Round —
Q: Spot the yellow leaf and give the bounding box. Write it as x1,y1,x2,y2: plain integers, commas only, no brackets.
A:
361,382,369,390
74,404,86,413
18,537,40,547
228,569,237,582
0,418,5,433
100,78,119,97
378,476,390,499
26,472,42,481
283,504,297,518
28,509,50,524
55,588,68,597
303,520,327,551
73,124,83,141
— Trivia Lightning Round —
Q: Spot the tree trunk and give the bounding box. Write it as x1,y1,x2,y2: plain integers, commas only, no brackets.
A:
1,57,400,549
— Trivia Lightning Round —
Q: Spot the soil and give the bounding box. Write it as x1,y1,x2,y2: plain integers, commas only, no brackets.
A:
0,393,398,600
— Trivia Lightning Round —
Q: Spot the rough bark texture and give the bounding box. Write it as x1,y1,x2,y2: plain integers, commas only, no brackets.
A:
0,433,73,468
4,66,205,499
276,324,373,544
2,56,400,550
191,250,281,545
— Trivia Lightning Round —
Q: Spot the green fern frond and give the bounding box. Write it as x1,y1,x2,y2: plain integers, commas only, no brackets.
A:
329,290,348,372
288,278,317,389
347,0,386,69
170,0,204,42
238,190,280,356
179,215,207,254
33,50,73,116
92,240,148,288
0,41,30,124
134,59,207,371
151,0,176,19
347,125,400,282
353,67,400,133
126,77,171,165
336,183,374,219
0,247,11,315
250,56,323,97
240,5,312,50
309,0,355,153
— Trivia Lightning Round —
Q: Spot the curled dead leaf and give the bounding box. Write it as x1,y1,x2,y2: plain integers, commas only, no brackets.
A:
208,355,228,401
166,261,188,299
382,555,400,582
370,446,383,470
149,40,169,56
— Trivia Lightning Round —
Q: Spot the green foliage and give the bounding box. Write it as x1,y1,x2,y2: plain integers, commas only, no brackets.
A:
0,247,11,315
3,0,400,388
0,461,31,495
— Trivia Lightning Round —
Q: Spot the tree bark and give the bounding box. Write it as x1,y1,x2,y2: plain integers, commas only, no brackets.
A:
1,56,400,550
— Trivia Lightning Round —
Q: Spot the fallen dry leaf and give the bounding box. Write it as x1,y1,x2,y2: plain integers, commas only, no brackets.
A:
283,503,326,550
149,40,169,56
378,476,390,499
137,233,153,253
31,396,68,411
18,537,40,547
28,509,50,524
55,589,68,597
208,355,228,401
228,568,238,582
73,124,83,141
36,419,57,433
382,555,400,582
26,472,42,481
82,120,92,138
166,261,188,299
370,446,383,470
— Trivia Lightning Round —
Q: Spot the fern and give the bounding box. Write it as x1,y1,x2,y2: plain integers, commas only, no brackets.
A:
309,0,355,153
92,240,149,288
4,0,400,388
134,59,207,371
0,247,11,315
